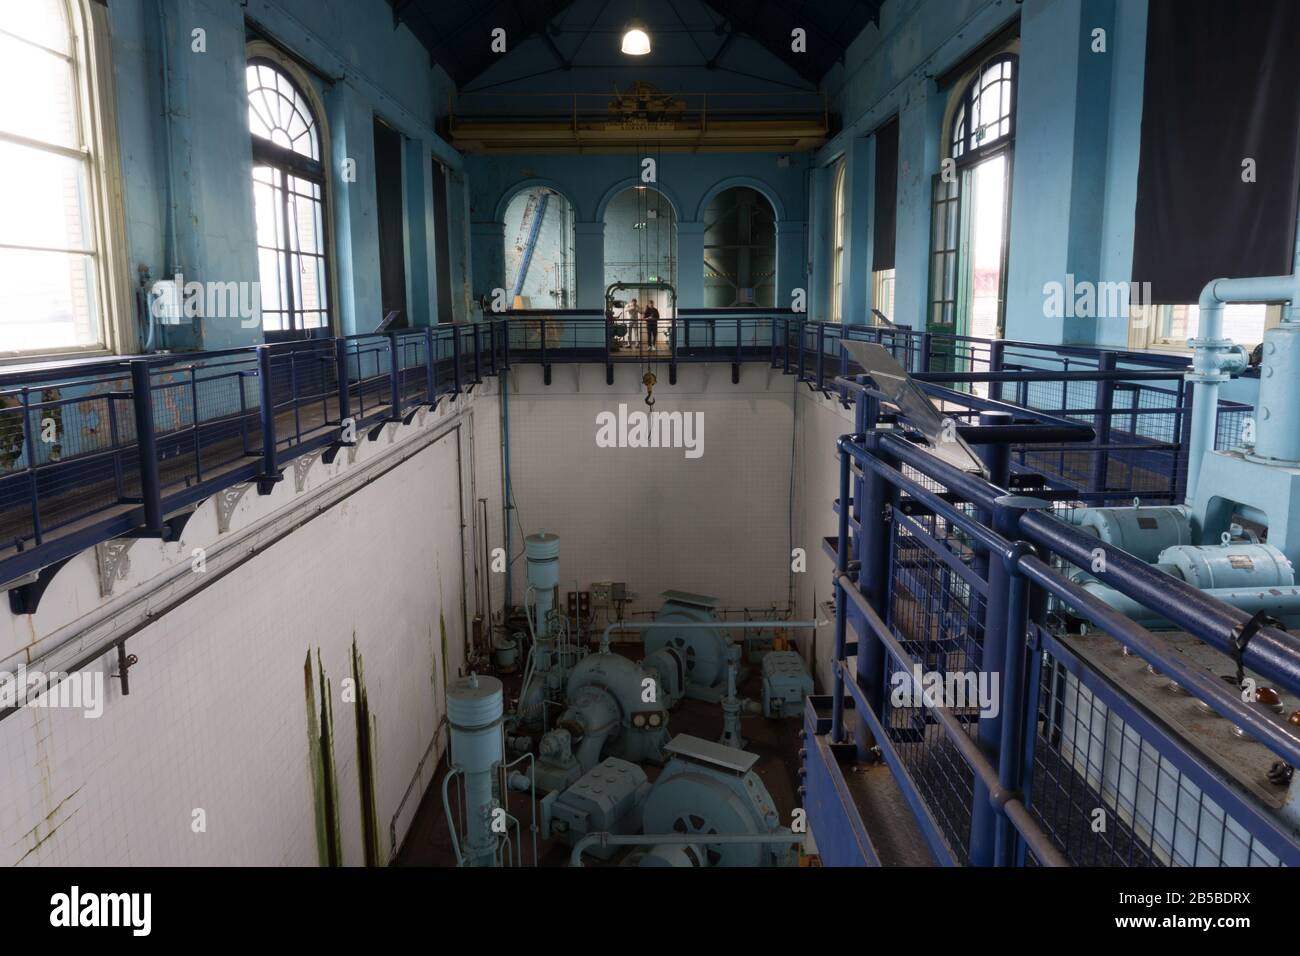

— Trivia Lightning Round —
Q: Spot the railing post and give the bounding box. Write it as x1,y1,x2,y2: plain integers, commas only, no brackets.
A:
255,345,282,493
832,445,851,744
424,328,436,405
128,360,165,532
854,432,893,747
815,323,826,390
1090,351,1117,495
604,314,613,386
920,331,933,373
989,340,1005,400
501,318,511,370
388,332,403,421
335,337,352,427
782,319,792,374
453,325,463,395
969,495,1045,866
473,322,483,384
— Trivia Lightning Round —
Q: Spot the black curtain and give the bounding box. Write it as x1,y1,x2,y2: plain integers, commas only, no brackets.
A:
373,117,408,328
872,116,899,273
1132,0,1300,303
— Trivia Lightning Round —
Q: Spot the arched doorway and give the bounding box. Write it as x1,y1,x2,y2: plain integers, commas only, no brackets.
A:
603,186,677,306
703,186,776,308
503,186,576,309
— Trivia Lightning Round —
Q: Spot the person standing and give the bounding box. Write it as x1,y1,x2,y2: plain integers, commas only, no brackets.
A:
644,301,660,346
627,298,641,345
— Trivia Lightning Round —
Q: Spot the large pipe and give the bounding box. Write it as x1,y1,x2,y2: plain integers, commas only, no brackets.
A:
1186,210,1300,499
599,619,822,654
1080,580,1300,627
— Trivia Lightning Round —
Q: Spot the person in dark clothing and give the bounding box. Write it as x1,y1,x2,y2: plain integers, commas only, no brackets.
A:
644,302,660,345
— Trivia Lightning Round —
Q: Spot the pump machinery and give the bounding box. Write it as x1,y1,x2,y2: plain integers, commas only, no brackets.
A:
441,531,814,866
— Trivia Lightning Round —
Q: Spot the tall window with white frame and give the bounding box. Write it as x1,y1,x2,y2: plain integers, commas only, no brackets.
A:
928,53,1017,356
0,0,113,355
247,57,331,337
830,160,847,323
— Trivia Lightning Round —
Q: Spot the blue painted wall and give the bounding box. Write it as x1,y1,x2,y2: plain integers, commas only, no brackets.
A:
467,153,810,311
811,0,1156,348
89,0,1183,354
106,0,470,350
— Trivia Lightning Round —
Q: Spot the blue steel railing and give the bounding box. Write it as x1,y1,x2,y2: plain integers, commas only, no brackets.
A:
0,321,506,598
812,378,1300,867
0,313,1255,614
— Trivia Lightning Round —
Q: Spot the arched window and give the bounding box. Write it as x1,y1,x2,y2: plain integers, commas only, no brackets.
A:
829,160,847,323
950,54,1017,165
503,187,576,309
704,187,776,308
928,53,1017,349
247,53,331,336
603,185,677,306
0,0,124,355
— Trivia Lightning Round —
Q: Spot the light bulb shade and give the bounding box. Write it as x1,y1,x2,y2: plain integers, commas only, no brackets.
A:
621,23,651,55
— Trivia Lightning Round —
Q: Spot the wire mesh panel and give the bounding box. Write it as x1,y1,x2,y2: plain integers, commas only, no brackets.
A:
1028,640,1284,867
882,492,990,862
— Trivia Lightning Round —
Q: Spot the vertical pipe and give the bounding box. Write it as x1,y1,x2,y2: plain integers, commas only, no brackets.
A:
130,360,164,533
501,367,512,619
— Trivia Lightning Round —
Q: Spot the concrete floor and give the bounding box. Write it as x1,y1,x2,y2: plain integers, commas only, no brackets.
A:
394,642,806,867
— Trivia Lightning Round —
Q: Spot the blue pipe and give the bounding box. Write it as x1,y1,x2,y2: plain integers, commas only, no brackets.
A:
501,370,513,619
599,619,820,655
1186,209,1300,499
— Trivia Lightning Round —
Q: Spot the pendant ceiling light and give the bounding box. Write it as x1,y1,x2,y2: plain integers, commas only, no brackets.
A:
621,21,651,55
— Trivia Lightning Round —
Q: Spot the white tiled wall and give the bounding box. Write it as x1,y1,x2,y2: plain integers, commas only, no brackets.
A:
0,396,482,866
0,361,857,866
793,386,857,692
502,363,797,615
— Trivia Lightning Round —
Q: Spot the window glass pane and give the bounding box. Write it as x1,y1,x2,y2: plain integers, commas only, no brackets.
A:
0,248,100,351
247,61,320,161
1164,303,1267,346
0,141,92,250
0,0,70,55
0,33,78,147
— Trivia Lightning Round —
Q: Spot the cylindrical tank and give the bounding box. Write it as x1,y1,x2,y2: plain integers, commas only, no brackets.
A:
448,673,504,866
1158,542,1294,590
1253,323,1300,462
1073,505,1193,562
525,532,561,637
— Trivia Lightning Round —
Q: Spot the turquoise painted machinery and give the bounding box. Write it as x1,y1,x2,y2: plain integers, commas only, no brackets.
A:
643,591,738,702
760,651,814,718
444,674,507,867
545,735,795,866
540,757,652,860
637,735,793,867
517,532,581,725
